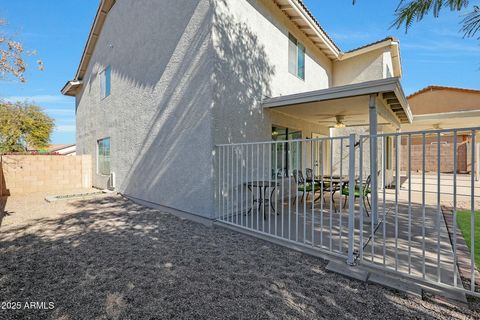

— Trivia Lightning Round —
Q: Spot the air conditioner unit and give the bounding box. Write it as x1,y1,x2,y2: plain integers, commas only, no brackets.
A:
108,172,116,190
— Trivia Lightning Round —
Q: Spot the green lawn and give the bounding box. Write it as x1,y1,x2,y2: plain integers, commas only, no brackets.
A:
456,210,480,269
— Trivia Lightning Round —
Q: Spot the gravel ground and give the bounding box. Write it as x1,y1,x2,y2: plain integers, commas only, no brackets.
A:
0,194,479,319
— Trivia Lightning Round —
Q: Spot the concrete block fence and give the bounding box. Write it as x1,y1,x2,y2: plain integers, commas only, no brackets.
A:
0,155,92,196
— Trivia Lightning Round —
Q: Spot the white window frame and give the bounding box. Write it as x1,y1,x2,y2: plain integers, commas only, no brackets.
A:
288,33,305,80
99,65,111,100
97,137,111,176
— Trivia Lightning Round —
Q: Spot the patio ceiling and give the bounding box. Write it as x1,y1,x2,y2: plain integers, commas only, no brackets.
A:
262,78,413,129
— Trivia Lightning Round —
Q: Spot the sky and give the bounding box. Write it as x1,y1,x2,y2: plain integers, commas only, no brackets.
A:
1,0,479,144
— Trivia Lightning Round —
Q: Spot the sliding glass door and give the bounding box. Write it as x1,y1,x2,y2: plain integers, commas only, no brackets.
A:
272,126,302,177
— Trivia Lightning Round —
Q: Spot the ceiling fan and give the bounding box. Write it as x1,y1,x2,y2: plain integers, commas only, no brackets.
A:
432,123,447,136
316,113,365,128
333,115,346,128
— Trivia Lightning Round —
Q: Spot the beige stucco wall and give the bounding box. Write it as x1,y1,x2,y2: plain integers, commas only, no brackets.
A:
332,48,391,87
408,89,480,115
0,155,92,195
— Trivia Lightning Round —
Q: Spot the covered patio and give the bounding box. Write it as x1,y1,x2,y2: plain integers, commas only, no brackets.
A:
262,77,413,226
216,78,480,297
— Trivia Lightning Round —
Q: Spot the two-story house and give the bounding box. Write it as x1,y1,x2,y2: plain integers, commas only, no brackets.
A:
62,0,412,219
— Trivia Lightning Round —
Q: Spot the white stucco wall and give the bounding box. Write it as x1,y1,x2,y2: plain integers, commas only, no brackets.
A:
212,0,333,146
382,49,394,79
75,0,216,217
74,0,398,219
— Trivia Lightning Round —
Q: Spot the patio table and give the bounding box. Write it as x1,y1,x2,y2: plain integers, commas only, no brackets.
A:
313,175,357,210
314,175,349,191
245,181,280,216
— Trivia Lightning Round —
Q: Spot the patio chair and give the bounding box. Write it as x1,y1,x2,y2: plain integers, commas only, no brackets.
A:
306,168,332,204
292,170,321,205
341,174,373,216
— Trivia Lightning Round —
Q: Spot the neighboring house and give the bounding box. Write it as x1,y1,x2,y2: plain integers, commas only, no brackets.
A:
48,144,77,156
401,86,480,174
62,0,412,218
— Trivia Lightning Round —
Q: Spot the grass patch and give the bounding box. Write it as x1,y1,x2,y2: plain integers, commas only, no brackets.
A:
456,210,480,269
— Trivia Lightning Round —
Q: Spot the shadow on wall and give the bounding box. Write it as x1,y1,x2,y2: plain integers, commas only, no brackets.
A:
117,0,275,216
213,0,275,144
0,196,472,319
99,0,215,215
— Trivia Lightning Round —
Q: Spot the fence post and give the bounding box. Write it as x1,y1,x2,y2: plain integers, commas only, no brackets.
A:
347,133,357,266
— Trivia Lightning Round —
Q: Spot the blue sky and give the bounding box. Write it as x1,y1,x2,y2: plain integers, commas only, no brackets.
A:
1,1,479,144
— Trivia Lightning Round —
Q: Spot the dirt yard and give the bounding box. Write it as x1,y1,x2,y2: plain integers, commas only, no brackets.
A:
0,194,479,319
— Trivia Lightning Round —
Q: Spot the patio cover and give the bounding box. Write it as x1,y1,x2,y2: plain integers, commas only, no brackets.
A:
262,77,413,129
262,77,413,224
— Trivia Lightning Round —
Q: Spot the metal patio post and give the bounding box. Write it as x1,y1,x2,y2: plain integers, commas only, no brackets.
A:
369,94,379,225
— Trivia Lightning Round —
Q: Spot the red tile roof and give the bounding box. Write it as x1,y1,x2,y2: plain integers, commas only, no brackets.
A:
408,85,480,99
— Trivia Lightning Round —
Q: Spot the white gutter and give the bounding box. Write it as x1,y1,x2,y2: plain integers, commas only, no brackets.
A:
61,80,83,96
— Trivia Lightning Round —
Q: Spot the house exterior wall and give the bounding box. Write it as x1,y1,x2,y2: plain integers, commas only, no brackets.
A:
399,89,480,174
75,0,216,217
408,89,480,115
332,48,389,87
73,0,400,219
212,0,333,147
382,49,394,79
55,145,76,156
331,125,395,187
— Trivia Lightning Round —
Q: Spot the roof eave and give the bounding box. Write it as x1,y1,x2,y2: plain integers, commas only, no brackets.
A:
61,80,83,96
274,0,340,59
61,0,115,93
391,41,402,78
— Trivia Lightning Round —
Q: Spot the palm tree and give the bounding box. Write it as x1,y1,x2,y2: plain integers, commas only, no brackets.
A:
461,5,480,39
354,0,480,39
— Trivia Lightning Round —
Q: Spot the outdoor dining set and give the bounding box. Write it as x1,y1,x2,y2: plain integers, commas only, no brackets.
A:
244,169,373,219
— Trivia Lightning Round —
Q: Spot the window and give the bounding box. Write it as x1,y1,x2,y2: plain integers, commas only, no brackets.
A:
97,137,111,175
272,126,302,177
100,65,111,99
288,34,305,80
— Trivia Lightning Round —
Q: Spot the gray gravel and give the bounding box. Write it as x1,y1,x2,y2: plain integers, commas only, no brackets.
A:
0,194,479,319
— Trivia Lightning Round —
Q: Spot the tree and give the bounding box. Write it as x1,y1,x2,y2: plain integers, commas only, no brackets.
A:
0,102,54,153
0,19,43,82
353,1,480,39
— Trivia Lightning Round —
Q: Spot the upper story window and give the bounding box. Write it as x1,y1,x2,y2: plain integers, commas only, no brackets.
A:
97,137,111,175
100,65,111,99
288,34,305,80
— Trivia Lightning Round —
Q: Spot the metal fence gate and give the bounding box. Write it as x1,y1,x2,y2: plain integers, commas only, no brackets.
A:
216,127,480,297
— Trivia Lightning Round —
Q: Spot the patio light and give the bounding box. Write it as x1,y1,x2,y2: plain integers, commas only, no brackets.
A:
334,115,346,128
